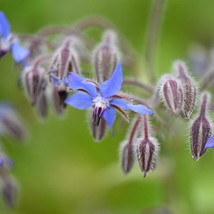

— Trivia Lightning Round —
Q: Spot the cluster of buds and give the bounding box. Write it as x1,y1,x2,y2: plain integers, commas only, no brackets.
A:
158,60,214,160
120,115,159,177
158,61,198,119
0,103,26,207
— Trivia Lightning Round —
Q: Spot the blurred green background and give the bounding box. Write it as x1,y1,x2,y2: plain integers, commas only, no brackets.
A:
1,0,214,213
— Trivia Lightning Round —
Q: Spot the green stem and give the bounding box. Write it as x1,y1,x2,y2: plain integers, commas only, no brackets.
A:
144,0,166,83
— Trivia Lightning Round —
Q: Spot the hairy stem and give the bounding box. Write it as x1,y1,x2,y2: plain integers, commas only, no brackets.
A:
144,0,166,83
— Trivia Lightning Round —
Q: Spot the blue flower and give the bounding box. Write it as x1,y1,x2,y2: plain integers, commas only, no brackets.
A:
205,134,214,149
0,11,29,63
64,63,154,129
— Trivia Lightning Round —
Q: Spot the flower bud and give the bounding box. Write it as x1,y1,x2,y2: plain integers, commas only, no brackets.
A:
1,176,18,208
158,74,184,115
35,91,48,118
22,56,48,105
190,92,212,160
120,116,145,174
0,104,26,140
135,115,159,177
49,37,81,80
173,60,198,119
49,37,81,114
120,140,134,174
92,30,120,82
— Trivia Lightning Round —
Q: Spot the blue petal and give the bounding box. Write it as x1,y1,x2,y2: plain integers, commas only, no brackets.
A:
0,11,10,39
110,98,129,110
50,73,63,86
128,104,154,115
65,72,97,97
65,92,92,110
205,134,214,149
103,107,116,130
100,63,123,98
11,42,29,63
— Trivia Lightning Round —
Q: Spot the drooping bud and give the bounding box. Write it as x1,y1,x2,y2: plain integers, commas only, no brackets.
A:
0,104,26,140
120,141,134,174
92,30,121,82
49,37,81,115
22,55,48,106
35,90,48,118
135,115,159,177
190,92,212,160
173,61,198,119
120,116,142,174
158,74,184,115
1,176,18,208
0,152,14,174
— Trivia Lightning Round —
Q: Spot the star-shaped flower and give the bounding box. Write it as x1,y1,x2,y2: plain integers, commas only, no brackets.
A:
0,11,29,63
64,63,154,129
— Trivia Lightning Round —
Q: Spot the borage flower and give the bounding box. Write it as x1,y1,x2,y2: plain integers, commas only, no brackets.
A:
65,63,154,129
0,11,29,63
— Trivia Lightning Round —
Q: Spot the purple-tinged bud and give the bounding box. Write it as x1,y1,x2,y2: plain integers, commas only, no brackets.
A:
120,141,134,174
35,91,48,118
173,61,198,119
93,30,121,82
22,56,48,105
0,104,26,140
158,75,184,115
135,115,159,177
120,116,142,174
190,92,212,160
0,152,14,174
49,38,81,114
49,37,81,81
1,176,18,208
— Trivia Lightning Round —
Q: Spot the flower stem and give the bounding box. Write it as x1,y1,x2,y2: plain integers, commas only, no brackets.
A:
144,0,166,83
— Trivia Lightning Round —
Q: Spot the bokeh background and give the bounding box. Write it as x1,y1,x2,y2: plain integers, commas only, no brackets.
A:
1,0,214,213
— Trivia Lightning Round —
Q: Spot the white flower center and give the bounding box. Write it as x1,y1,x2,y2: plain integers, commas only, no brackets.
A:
92,96,110,126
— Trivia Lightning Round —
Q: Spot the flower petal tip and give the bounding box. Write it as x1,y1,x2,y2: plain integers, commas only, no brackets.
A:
205,134,214,149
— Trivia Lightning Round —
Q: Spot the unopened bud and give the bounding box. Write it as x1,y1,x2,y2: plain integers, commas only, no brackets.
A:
1,176,18,208
158,75,183,115
0,104,26,140
120,140,134,174
135,115,159,177
173,61,198,119
49,37,81,81
190,92,212,160
35,91,48,118
22,56,48,105
93,30,120,82
120,116,144,174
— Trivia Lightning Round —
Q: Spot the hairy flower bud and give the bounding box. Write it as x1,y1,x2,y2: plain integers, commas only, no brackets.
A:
0,104,26,140
49,37,81,114
1,176,18,208
158,75,183,115
135,115,159,177
173,61,198,119
93,30,120,82
190,92,212,160
120,141,134,174
35,91,48,118
120,116,142,174
22,56,48,106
